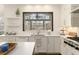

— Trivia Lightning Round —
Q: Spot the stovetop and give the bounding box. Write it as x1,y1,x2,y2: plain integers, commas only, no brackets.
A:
67,37,79,42
64,37,79,50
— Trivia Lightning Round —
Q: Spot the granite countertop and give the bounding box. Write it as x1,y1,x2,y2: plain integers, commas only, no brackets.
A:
0,31,60,37
61,35,79,50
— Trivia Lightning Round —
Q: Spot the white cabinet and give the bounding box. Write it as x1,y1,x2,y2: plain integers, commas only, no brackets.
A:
6,36,16,42
47,36,55,53
16,36,29,42
71,13,79,27
34,35,47,53
47,36,61,53
34,36,62,54
71,4,79,27
71,4,79,13
6,17,21,33
39,36,47,52
28,35,35,42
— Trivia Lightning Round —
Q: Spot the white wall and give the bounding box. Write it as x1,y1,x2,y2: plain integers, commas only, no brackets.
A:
3,4,62,35
60,4,71,27
0,4,4,16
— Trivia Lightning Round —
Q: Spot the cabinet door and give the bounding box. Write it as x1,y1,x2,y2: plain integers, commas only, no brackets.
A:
54,37,61,53
60,37,65,54
6,36,16,42
47,36,61,53
28,35,35,42
34,35,47,53
71,13,79,27
39,36,47,52
16,36,28,42
47,36,55,53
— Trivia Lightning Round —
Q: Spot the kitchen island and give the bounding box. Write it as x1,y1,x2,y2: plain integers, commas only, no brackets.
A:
0,31,62,55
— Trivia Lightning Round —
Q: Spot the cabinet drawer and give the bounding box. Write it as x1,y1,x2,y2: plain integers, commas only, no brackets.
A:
47,36,61,53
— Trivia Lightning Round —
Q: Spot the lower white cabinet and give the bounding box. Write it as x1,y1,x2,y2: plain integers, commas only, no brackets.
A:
7,36,16,42
28,35,35,42
34,36,62,54
34,35,47,53
47,36,61,53
47,36,55,53
16,36,29,42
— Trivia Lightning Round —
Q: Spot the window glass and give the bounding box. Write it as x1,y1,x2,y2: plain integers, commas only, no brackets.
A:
23,12,53,31
32,21,43,30
44,21,51,30
24,21,30,30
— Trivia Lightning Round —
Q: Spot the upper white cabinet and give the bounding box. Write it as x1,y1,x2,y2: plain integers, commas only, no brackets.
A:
71,7,79,13
61,5,71,27
6,17,21,33
71,4,79,27
71,4,79,13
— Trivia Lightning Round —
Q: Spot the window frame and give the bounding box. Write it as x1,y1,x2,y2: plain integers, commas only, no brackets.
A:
23,12,53,31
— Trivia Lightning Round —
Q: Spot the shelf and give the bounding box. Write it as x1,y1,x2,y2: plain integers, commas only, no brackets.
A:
71,7,79,13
